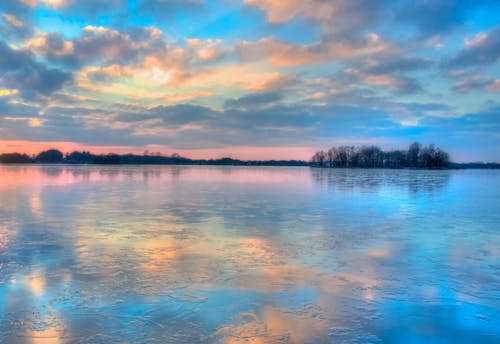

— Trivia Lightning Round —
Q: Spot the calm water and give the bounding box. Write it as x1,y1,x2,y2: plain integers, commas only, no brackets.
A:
0,165,499,343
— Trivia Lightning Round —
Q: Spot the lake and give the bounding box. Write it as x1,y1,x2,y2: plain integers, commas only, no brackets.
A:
0,165,499,343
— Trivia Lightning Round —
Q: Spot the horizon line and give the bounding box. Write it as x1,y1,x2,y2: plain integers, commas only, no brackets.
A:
1,147,500,165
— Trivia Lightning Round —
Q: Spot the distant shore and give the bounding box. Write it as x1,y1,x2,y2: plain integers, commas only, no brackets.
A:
1,151,498,169
0,150,308,167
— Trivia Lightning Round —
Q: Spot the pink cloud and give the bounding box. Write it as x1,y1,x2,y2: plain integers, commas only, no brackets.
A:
238,34,392,67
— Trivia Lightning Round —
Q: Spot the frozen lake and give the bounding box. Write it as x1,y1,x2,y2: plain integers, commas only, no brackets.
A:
0,165,499,343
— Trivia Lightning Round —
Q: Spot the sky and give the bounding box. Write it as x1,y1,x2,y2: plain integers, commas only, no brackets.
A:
0,0,499,162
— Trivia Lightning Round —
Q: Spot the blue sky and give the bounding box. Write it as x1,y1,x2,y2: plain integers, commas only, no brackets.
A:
0,0,499,161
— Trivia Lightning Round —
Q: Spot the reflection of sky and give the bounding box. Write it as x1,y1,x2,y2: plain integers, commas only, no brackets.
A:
0,166,499,343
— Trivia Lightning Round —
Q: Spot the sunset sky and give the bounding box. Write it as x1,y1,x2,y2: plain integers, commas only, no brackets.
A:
0,0,499,161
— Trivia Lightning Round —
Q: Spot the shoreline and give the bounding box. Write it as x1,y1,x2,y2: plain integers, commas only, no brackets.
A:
1,162,499,169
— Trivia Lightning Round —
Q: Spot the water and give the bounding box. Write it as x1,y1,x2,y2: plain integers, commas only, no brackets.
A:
0,165,498,343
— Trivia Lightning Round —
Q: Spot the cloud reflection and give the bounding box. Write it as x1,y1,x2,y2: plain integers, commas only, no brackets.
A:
0,165,498,343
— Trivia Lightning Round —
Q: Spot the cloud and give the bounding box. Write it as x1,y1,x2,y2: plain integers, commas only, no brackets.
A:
2,13,25,28
0,2,35,40
26,31,74,56
111,101,319,143
49,92,97,105
135,104,214,128
65,32,230,96
0,0,498,161
395,0,496,37
329,54,432,94
245,0,388,36
115,102,313,132
0,88,19,97
127,90,214,103
343,68,423,94
225,91,283,109
245,0,310,23
20,0,70,8
245,0,497,43
185,67,298,92
0,96,41,119
238,33,393,66
403,102,453,113
20,0,67,8
0,41,72,99
27,26,158,68
3,84,497,162
301,80,452,124
451,73,499,93
106,99,401,149
186,38,227,62
445,26,500,67
7,0,205,24
42,0,126,19
362,55,433,74
74,59,299,102
415,106,500,161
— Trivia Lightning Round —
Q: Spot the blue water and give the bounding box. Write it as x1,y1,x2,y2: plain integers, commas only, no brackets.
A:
0,165,498,343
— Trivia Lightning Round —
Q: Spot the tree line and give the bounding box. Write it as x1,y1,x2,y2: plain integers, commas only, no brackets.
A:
1,146,499,169
0,149,308,166
311,142,450,168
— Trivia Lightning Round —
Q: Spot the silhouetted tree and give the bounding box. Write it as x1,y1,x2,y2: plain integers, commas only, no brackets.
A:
358,146,382,168
383,150,406,168
406,142,421,168
0,153,33,163
311,150,327,167
66,151,94,164
93,154,121,164
418,144,450,168
312,142,450,169
35,149,63,163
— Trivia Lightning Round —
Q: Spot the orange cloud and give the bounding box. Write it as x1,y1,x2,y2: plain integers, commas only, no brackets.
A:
186,38,226,61
21,0,66,9
245,0,378,37
0,89,19,97
26,31,74,56
245,0,332,24
238,34,392,67
2,116,46,127
3,13,24,28
127,90,214,103
180,64,297,92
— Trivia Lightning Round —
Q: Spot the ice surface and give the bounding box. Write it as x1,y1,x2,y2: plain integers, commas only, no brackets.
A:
0,165,499,343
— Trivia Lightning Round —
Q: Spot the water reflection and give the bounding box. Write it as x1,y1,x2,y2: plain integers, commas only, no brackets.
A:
0,165,499,343
310,168,451,195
